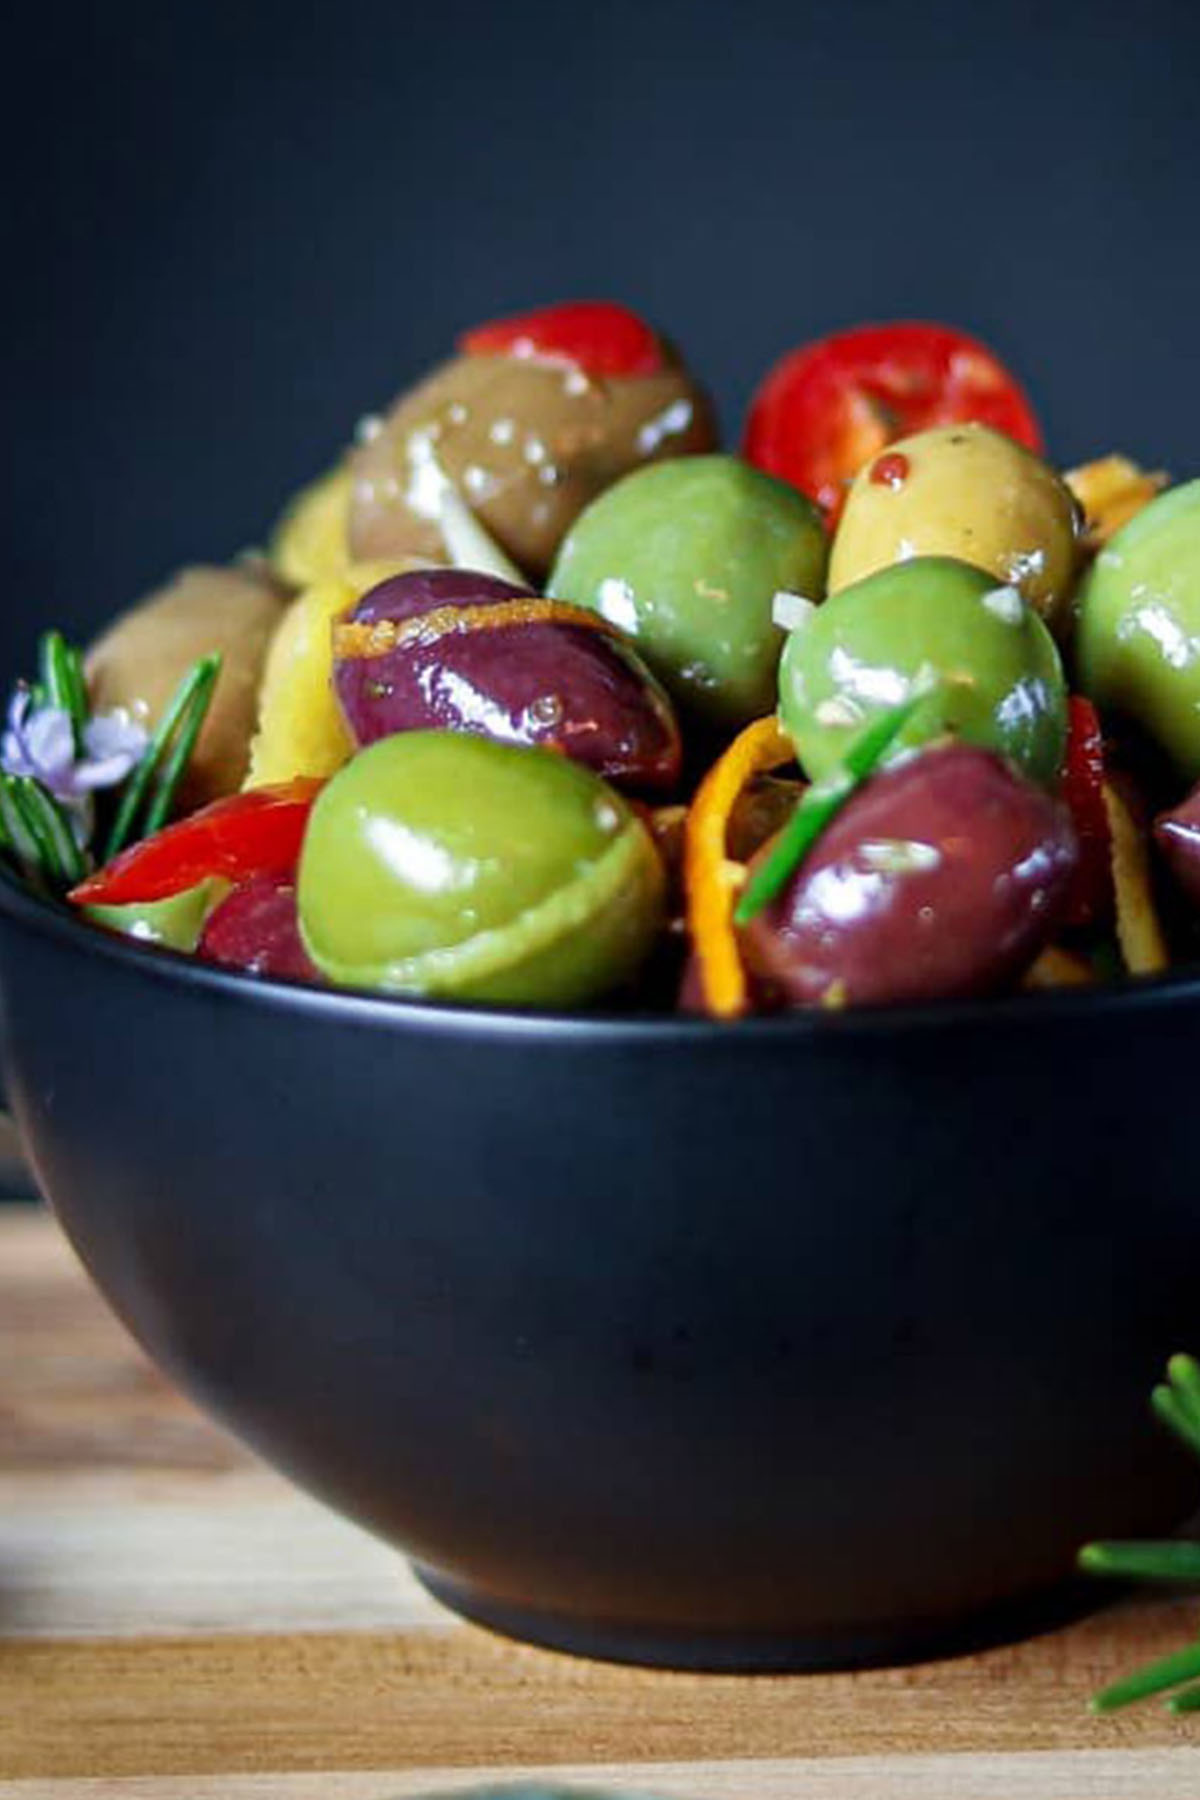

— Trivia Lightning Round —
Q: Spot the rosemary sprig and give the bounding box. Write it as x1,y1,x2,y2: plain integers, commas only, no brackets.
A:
0,775,86,888
734,691,931,925
1081,1353,1200,1714
103,653,220,859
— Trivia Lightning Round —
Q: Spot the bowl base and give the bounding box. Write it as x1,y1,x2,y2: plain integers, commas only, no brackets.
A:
412,1563,1111,1673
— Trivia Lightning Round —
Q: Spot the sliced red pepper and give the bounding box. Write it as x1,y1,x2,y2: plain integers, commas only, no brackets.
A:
68,780,323,907
459,301,663,379
1060,696,1112,929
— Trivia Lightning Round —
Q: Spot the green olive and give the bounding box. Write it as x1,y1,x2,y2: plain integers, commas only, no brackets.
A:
779,557,1068,786
297,732,665,1005
85,882,217,952
547,455,827,731
1075,479,1200,777
828,424,1079,633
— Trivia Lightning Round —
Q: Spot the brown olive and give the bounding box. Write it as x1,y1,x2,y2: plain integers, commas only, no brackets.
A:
739,742,1078,1008
86,561,290,807
333,568,681,794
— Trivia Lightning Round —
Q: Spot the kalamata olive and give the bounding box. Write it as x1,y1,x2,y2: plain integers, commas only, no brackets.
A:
333,568,681,793
1155,784,1200,907
739,742,1078,1008
548,455,827,731
198,874,320,982
779,557,1067,788
828,424,1079,632
1076,479,1200,779
297,731,665,1005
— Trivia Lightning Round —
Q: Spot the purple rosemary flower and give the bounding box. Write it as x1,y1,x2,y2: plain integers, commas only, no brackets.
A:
2,685,148,802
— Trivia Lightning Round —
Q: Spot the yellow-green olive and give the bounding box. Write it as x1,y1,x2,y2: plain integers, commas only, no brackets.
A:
828,424,1079,633
297,731,665,1005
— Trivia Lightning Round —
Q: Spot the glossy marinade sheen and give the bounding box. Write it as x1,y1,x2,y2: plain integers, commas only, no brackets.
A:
548,455,828,731
333,569,681,792
740,742,1078,1007
297,731,666,1005
779,557,1068,788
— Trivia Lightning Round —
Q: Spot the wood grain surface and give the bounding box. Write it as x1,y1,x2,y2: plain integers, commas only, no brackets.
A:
2,1207,1199,1796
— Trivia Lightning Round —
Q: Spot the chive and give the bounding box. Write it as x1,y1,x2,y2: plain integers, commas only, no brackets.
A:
1079,1541,1200,1582
1090,1639,1200,1712
103,653,220,859
1152,1384,1200,1462
140,657,219,837
734,692,931,925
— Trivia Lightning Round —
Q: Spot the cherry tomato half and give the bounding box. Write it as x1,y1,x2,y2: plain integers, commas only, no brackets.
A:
459,301,663,380
743,321,1044,523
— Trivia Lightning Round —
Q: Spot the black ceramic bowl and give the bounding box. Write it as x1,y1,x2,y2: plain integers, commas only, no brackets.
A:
1,865,1198,1670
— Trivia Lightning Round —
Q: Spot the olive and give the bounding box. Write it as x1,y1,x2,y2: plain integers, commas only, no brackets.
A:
198,874,320,981
86,561,290,808
85,882,217,953
739,742,1078,1007
779,557,1067,787
333,568,681,793
1075,480,1200,778
347,348,717,581
246,557,431,788
828,424,1079,632
1154,781,1200,907
548,455,827,732
297,732,665,1005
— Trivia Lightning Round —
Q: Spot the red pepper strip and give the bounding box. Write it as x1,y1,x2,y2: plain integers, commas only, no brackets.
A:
1060,696,1112,929
459,301,663,379
68,779,323,906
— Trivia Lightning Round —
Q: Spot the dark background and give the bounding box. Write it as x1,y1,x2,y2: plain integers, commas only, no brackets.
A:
1,0,1197,674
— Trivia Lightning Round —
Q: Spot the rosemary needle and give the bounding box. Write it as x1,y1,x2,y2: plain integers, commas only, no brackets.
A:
103,653,220,859
1152,1384,1200,1462
1079,1541,1200,1582
1091,1638,1200,1713
38,630,88,754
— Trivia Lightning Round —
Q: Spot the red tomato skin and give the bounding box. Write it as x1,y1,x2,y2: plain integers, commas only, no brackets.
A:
68,780,323,907
1060,696,1113,929
459,301,663,379
744,321,1044,522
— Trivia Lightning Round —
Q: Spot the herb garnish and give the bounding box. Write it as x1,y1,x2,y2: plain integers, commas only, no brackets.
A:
1081,1353,1200,1713
0,631,219,893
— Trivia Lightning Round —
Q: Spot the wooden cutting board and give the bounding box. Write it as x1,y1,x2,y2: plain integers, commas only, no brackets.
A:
2,1205,1199,1797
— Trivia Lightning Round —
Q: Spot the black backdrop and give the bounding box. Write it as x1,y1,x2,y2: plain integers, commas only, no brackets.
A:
1,0,1198,672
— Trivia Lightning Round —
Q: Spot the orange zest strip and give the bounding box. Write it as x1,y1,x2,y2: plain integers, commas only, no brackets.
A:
683,715,795,1019
1065,455,1169,551
1102,780,1168,976
333,599,620,661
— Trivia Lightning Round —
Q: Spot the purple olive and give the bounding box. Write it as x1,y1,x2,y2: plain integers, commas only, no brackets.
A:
1155,784,1200,907
198,874,320,982
333,569,681,793
739,742,1078,1008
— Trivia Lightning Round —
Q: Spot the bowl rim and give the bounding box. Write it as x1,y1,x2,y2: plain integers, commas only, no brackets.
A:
2,861,1199,1046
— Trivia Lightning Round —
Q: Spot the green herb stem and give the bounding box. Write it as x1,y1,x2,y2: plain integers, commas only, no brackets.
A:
734,692,930,925
38,631,88,754
1090,1638,1200,1713
103,654,220,859
1079,1541,1200,1582
1152,1384,1200,1462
